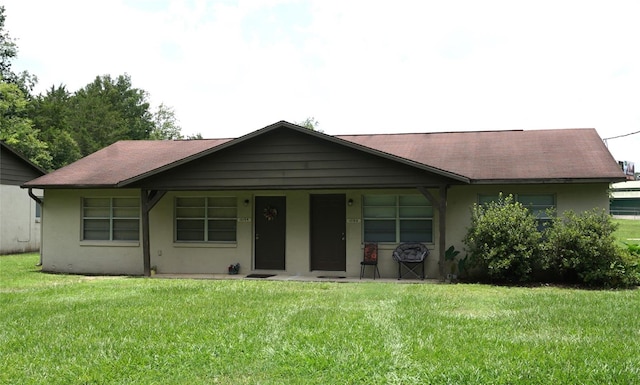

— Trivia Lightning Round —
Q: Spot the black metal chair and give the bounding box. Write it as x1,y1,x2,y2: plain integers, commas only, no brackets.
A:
360,243,380,279
392,243,429,280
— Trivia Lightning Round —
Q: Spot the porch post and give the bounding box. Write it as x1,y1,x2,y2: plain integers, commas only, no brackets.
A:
418,185,447,280
141,189,167,277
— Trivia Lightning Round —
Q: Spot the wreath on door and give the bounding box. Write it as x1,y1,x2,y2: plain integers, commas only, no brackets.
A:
263,206,278,221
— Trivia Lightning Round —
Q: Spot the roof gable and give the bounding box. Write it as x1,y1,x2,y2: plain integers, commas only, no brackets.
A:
1,141,46,185
129,125,460,190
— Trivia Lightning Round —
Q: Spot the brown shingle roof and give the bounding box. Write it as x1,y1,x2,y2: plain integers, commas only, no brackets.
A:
23,124,624,188
337,128,624,182
24,139,230,188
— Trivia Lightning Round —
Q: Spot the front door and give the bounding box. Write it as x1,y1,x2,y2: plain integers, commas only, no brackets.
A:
310,194,346,271
254,196,286,270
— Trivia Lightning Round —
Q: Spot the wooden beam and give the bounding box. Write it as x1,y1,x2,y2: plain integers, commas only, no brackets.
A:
438,186,447,280
418,185,447,280
141,190,166,277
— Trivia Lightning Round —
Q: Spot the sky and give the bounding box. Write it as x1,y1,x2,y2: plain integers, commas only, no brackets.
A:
4,0,640,166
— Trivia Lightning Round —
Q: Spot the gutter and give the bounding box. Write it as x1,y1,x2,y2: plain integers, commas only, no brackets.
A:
27,188,43,205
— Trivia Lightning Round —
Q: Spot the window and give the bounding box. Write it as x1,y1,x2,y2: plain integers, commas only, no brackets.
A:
82,197,140,241
479,193,555,230
35,198,43,222
363,195,433,243
175,197,237,242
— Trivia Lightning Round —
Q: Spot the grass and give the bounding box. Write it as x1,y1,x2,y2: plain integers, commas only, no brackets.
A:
2,254,640,384
613,218,640,246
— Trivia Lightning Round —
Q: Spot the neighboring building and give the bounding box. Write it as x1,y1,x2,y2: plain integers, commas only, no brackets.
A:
23,121,625,279
1,141,46,254
610,181,640,218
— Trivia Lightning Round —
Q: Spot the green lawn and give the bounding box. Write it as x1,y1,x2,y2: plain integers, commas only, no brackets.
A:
613,218,640,246
1,253,639,385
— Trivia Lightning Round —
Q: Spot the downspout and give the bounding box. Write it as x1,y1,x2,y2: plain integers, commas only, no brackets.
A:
27,188,42,205
27,188,43,266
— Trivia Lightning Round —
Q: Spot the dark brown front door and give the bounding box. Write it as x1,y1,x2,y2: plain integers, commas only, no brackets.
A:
310,194,346,271
254,196,286,270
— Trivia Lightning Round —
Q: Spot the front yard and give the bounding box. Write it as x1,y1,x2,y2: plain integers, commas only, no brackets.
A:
613,218,640,246
1,253,639,384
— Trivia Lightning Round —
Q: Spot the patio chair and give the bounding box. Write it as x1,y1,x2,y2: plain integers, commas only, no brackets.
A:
360,243,380,279
392,243,429,280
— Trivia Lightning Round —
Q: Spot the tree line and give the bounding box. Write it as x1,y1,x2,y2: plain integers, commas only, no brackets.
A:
0,6,197,171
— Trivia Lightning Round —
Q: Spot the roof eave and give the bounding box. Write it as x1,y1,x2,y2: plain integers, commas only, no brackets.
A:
21,183,121,189
468,177,627,185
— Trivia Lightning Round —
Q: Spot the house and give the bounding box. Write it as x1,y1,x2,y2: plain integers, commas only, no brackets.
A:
22,121,625,279
1,141,46,254
610,181,640,218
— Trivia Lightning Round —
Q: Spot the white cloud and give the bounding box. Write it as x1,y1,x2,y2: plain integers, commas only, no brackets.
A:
4,0,640,163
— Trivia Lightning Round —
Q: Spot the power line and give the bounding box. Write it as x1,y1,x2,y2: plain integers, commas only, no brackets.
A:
603,130,640,141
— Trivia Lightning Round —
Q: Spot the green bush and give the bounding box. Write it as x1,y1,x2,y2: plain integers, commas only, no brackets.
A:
543,209,640,287
463,194,542,282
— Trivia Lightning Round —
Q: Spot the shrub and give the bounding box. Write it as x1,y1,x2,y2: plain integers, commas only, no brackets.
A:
543,209,639,287
463,194,542,282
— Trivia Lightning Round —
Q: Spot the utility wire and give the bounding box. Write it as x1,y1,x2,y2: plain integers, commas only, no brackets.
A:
603,130,640,141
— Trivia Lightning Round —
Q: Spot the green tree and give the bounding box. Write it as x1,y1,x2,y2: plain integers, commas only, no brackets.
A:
0,80,51,169
463,193,542,282
543,209,639,287
68,74,154,155
28,85,81,169
150,103,183,140
296,117,322,132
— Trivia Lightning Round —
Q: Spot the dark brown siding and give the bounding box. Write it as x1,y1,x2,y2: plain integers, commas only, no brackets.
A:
0,144,45,185
133,128,455,190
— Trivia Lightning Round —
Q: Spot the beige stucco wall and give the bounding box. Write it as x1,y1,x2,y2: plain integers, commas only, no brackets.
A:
39,183,610,278
40,189,143,275
445,183,612,259
0,185,41,254
148,188,434,278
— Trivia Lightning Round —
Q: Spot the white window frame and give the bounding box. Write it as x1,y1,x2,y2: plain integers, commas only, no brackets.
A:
362,194,433,244
478,193,556,229
81,197,140,241
174,196,238,243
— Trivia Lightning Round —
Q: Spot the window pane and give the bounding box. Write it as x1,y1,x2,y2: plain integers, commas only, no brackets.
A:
208,220,237,242
176,219,205,241
399,195,428,205
363,206,395,218
113,219,139,241
399,206,433,218
84,207,110,217
176,197,205,207
519,195,555,206
113,207,139,218
84,219,109,240
176,207,205,218
208,207,237,218
478,194,500,205
84,198,110,208
364,220,395,242
208,197,236,207
113,197,138,207
400,220,432,243
363,195,396,206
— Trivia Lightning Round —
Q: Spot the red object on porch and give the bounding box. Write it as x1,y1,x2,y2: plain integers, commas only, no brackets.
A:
360,243,380,279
